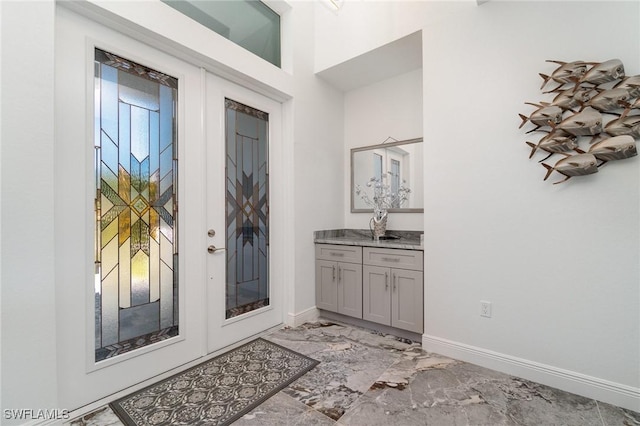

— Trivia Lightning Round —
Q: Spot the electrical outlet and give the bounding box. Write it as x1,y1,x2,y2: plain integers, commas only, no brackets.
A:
480,301,492,318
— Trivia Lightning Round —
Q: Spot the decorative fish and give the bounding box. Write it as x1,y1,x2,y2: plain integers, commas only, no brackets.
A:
613,75,640,98
584,87,631,112
542,153,599,184
619,97,640,112
587,135,637,162
539,60,587,91
519,103,563,130
551,107,603,136
526,131,578,162
603,113,640,138
579,59,625,85
550,87,594,111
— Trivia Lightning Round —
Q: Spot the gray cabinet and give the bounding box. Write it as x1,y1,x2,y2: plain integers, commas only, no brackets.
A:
315,244,363,318
363,247,423,333
315,243,424,334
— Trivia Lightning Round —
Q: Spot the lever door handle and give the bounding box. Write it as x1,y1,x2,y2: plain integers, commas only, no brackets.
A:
207,245,225,254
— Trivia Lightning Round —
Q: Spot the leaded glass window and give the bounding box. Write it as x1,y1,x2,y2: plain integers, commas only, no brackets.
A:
94,49,179,362
225,99,269,319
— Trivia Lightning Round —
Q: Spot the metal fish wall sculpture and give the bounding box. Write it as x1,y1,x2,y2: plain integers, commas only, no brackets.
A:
539,60,588,91
552,107,603,136
584,88,630,112
588,135,637,162
519,58,638,183
526,131,578,162
550,87,594,111
613,75,640,98
579,59,625,86
519,103,563,130
542,153,599,184
604,114,640,138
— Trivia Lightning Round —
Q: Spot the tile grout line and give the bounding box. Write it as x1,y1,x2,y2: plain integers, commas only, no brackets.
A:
595,399,606,426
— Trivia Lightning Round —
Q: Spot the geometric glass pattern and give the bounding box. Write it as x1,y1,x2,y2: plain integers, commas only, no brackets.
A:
94,49,179,362
225,99,269,319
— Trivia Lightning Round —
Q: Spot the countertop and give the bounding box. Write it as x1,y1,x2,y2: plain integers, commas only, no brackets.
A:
314,229,423,250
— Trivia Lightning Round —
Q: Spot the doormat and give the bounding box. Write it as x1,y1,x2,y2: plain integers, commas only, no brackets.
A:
110,338,319,426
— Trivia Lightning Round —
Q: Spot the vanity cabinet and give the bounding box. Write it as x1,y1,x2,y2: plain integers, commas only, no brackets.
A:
362,247,423,333
362,247,424,333
315,242,423,334
315,244,363,318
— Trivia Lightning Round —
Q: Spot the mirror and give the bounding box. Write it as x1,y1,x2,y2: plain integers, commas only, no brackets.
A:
351,137,423,213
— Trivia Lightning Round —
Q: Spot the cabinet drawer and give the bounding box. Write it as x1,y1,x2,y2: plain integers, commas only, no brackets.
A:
316,244,362,263
363,247,423,271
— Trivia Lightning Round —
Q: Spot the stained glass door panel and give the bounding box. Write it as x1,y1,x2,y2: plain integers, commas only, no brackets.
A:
225,99,269,319
94,49,178,362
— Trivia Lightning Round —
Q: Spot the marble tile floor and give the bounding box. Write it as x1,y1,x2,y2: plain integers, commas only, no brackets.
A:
70,320,639,426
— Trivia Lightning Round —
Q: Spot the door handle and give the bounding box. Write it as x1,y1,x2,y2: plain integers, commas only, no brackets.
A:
207,245,225,254
385,272,389,290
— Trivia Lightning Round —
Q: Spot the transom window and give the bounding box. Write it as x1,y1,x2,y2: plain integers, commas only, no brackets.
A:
162,0,281,67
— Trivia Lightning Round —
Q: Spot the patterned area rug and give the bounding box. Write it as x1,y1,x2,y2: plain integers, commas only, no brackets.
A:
110,338,319,426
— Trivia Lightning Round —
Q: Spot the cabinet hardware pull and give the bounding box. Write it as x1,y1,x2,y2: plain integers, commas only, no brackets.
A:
385,271,389,290
338,266,342,282
330,252,345,257
332,265,336,281
393,273,397,291
382,257,400,262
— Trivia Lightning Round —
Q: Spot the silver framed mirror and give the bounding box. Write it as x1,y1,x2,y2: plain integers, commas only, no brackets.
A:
351,137,423,213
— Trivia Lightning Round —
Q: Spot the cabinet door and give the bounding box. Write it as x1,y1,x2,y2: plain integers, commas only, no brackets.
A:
315,259,338,312
337,262,363,318
363,265,391,326
391,269,424,333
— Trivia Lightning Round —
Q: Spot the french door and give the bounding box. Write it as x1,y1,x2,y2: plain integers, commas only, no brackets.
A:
204,74,283,353
55,5,283,411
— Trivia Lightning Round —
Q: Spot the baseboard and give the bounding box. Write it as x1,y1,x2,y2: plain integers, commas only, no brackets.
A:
422,334,640,412
286,306,320,328
319,310,422,343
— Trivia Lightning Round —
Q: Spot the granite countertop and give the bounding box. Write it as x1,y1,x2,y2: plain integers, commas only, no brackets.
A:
314,229,423,250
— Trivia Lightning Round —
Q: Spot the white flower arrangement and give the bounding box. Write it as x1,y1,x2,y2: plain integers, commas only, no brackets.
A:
355,172,411,221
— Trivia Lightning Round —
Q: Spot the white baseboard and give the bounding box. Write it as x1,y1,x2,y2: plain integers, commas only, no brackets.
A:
286,306,320,328
422,334,640,413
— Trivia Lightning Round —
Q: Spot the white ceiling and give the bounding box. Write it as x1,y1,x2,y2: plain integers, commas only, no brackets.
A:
315,31,422,92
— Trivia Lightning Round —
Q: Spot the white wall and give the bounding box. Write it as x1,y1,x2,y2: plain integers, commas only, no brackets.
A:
1,1,58,422
423,0,639,406
316,0,640,411
344,68,423,231
289,1,345,322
